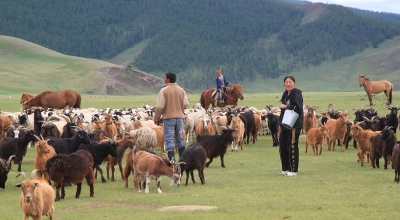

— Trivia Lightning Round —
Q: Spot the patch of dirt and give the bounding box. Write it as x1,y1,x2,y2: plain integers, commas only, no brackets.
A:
93,66,165,95
298,3,330,24
159,205,217,211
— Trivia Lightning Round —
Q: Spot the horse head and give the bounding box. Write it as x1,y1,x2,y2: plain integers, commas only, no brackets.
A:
358,75,369,87
229,84,244,100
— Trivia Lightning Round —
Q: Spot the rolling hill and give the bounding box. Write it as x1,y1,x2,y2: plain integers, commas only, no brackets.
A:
1,34,400,95
0,35,164,95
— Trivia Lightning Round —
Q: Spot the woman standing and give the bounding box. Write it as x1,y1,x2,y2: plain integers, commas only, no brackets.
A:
278,76,303,176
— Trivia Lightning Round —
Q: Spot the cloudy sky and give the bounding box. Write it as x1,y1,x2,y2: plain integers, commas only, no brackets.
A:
305,0,400,14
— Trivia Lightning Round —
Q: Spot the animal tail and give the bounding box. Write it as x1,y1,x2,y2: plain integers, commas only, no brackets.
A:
389,86,393,105
74,93,82,108
200,90,206,108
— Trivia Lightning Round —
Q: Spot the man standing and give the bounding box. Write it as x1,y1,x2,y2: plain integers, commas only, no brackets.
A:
154,72,189,160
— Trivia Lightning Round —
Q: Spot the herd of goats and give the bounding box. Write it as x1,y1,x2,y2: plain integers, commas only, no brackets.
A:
1,93,400,219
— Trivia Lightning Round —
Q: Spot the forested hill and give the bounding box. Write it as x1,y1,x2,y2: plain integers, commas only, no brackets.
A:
1,0,400,91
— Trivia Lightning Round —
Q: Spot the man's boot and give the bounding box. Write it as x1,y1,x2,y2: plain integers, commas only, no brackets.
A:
167,151,175,161
178,147,185,159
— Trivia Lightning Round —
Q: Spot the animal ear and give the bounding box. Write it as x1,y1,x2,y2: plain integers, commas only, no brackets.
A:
15,183,22,188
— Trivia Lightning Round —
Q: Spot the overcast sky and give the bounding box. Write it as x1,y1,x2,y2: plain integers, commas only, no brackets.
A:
305,0,400,14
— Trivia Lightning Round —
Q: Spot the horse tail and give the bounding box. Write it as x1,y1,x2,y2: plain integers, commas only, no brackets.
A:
389,85,393,105
74,93,82,108
200,90,206,108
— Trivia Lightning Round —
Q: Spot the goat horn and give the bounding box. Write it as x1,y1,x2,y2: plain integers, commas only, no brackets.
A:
33,134,41,141
17,172,27,180
59,114,71,123
30,169,39,180
0,159,7,169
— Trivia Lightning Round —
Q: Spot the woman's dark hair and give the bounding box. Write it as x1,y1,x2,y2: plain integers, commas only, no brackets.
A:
283,75,296,83
165,72,176,83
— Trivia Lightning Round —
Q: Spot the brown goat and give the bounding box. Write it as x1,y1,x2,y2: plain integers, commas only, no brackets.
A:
133,150,183,193
303,105,318,134
195,116,214,136
350,124,380,166
101,114,117,140
305,126,327,155
34,138,56,179
229,115,245,151
45,150,95,201
325,112,349,152
105,136,136,181
15,170,55,220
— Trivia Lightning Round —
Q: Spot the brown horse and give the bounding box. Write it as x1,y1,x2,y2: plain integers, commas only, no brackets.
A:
20,92,34,104
200,84,244,110
22,90,82,110
359,75,392,106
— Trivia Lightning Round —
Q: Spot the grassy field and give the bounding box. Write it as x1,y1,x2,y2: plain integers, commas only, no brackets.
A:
0,92,400,220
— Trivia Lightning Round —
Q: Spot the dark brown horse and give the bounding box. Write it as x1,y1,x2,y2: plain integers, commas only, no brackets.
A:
22,90,82,110
200,84,244,110
359,75,392,106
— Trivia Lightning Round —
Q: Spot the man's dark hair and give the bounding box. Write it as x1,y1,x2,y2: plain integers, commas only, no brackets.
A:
165,72,176,83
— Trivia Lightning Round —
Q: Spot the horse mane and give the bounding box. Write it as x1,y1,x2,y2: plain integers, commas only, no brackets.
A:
360,75,370,81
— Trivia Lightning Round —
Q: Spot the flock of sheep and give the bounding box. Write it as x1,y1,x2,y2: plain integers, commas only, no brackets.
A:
2,97,400,219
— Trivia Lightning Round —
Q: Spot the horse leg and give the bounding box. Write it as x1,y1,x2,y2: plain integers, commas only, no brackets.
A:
367,92,373,106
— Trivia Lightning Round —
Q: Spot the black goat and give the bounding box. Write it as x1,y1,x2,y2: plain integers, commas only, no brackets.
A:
45,149,95,201
265,113,279,147
0,155,15,189
0,128,37,172
386,106,399,134
392,143,400,182
370,126,397,169
240,111,257,144
45,128,91,154
61,122,77,138
88,130,107,142
196,127,234,168
33,108,44,135
78,140,119,183
179,143,206,186
380,126,397,169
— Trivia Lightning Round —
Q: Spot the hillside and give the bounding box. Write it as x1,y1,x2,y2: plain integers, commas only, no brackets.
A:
0,35,164,95
1,35,399,95
1,1,400,91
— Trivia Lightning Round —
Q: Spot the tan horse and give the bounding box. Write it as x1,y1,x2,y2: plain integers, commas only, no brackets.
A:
200,84,244,110
359,75,392,106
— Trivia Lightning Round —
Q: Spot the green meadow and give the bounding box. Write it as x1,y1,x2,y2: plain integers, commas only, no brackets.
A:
0,91,399,220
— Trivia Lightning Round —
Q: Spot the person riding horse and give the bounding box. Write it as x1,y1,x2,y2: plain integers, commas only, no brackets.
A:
214,70,230,103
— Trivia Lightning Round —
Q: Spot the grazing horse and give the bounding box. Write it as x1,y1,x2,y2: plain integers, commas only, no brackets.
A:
19,92,34,104
359,75,392,106
22,90,82,110
200,84,244,110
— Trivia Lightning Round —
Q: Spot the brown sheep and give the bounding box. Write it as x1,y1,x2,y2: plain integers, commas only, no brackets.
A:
15,170,55,220
350,124,380,166
325,112,349,152
305,126,327,155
